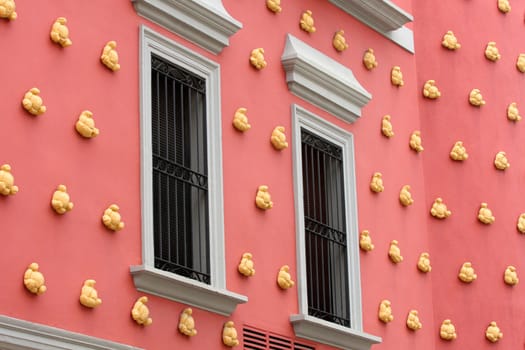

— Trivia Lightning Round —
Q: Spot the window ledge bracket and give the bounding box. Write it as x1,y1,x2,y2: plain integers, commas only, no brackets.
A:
329,0,414,53
130,265,248,316
131,0,242,55
290,314,381,350
0,315,142,350
281,34,371,124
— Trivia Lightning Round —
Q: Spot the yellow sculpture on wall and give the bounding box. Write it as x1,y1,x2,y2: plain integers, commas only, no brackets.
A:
75,110,99,138
450,141,468,161
478,203,495,224
277,265,294,289
389,240,403,263
442,30,461,50
378,300,394,323
422,80,441,99
51,185,74,214
102,204,125,231
131,296,153,326
100,41,120,72
22,88,46,116
440,319,457,340
485,42,501,61
266,0,281,13
332,30,348,52
390,66,404,87
232,107,251,132
0,0,16,20
469,88,486,106
409,131,424,152
417,252,432,273
255,185,273,210
458,262,477,283
485,321,503,342
222,321,239,347
504,265,519,285
249,48,267,70
516,54,525,73
494,151,510,170
498,0,511,13
381,115,394,138
370,172,384,193
406,310,422,331
271,126,288,150
238,253,255,277
79,279,102,308
0,164,19,196
50,17,72,47
399,185,414,206
359,230,374,252
23,263,47,295
507,102,521,121
517,213,525,233
300,10,316,33
363,48,378,70
178,308,197,337
430,198,451,219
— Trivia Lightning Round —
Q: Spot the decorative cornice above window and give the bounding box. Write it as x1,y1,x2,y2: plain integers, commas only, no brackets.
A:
0,315,143,350
290,314,381,350
281,34,371,124
329,0,414,53
131,0,242,55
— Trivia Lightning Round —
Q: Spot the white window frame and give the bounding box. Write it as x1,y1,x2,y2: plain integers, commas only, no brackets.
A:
131,0,242,55
130,25,247,316
0,315,142,350
290,104,381,350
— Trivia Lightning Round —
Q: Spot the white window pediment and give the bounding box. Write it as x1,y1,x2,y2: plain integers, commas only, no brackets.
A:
131,0,242,54
281,34,372,124
329,0,414,53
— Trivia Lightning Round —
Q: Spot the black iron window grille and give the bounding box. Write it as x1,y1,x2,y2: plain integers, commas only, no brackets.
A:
301,128,350,327
151,54,211,284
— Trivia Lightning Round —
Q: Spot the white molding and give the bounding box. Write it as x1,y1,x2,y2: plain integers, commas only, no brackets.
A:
290,314,381,350
281,34,371,124
130,265,247,316
134,26,247,316
290,105,381,349
329,0,414,53
0,315,142,350
131,0,242,55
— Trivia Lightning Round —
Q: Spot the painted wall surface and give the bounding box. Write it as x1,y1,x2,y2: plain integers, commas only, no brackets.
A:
0,0,522,350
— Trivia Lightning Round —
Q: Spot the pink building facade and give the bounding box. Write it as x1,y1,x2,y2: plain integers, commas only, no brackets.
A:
0,1,524,349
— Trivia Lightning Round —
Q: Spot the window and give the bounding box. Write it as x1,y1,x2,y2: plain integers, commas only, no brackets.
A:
151,53,210,284
130,26,247,317
290,105,380,349
301,129,350,327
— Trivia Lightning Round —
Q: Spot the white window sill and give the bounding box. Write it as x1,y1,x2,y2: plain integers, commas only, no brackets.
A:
130,265,247,316
290,314,381,350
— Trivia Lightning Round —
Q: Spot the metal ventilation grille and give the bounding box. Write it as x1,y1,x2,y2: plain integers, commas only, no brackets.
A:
243,326,315,350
